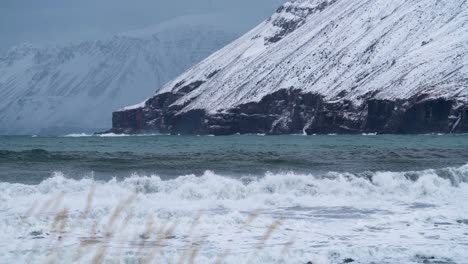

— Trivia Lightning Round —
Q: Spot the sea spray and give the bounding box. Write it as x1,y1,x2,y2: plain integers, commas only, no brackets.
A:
1,165,468,263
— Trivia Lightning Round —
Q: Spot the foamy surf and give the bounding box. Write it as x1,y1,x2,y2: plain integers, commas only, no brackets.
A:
62,133,94,137
62,133,169,138
1,165,468,263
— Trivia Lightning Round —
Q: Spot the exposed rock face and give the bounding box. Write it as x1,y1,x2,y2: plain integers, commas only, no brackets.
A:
112,0,468,135
112,88,467,135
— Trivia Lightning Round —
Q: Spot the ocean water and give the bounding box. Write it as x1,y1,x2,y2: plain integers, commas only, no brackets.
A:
1,134,468,263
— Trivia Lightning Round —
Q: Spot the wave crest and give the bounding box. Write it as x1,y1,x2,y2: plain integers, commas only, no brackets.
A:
1,165,468,264
2,164,467,203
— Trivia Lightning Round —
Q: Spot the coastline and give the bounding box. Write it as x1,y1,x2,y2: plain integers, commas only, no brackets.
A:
110,89,468,136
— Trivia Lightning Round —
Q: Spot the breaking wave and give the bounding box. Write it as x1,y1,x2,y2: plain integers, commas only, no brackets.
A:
1,165,467,263
2,163,467,198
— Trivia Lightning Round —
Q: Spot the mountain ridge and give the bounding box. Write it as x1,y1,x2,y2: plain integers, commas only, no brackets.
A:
0,18,236,135
112,0,468,135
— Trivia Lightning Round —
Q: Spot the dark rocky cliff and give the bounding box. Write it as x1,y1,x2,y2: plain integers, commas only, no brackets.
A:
111,88,468,135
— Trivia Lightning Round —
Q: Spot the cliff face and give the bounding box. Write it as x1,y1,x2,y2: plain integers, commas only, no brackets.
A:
112,89,467,135
112,0,468,135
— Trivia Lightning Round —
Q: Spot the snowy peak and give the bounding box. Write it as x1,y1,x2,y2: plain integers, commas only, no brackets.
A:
157,0,467,111
113,0,468,135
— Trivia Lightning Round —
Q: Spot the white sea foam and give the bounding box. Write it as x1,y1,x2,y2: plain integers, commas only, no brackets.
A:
362,132,378,136
1,165,468,263
62,133,93,137
97,133,131,137
62,133,169,138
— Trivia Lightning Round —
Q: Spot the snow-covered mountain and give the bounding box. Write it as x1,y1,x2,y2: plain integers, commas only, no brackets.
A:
113,0,468,135
0,17,236,135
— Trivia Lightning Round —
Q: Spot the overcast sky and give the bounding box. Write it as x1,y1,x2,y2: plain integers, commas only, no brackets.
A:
0,0,284,52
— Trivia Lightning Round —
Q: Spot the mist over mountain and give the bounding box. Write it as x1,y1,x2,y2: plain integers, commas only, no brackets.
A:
0,16,236,135
0,0,284,52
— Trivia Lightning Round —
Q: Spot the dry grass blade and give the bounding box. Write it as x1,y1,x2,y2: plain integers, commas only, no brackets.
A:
188,239,204,264
213,210,262,264
244,211,260,226
281,238,295,256
73,220,99,262
143,221,179,264
177,212,203,264
38,193,60,213
46,207,69,264
80,185,96,220
214,249,231,264
49,192,65,213
25,200,39,217
246,219,284,264
257,219,282,250
105,194,136,236
20,188,297,264
92,194,136,264
91,245,107,264
137,215,155,254
51,208,69,232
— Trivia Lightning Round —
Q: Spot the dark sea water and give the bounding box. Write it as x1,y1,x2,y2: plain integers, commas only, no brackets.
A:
1,134,468,263
1,134,468,184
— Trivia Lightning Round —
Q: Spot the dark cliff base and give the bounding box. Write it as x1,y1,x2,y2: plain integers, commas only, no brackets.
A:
110,88,468,135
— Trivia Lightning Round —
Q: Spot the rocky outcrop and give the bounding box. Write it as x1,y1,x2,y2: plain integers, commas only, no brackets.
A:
111,88,468,135
266,0,339,44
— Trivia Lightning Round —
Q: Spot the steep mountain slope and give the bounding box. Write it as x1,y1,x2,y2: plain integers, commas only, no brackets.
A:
113,0,468,135
0,18,235,135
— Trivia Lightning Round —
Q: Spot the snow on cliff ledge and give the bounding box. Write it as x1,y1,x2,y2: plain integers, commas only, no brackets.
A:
129,0,468,114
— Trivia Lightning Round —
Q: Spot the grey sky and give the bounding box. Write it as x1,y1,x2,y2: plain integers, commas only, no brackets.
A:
0,0,285,52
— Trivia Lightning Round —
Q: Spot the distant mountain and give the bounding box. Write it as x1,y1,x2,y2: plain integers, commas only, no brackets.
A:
113,0,468,135
0,16,235,135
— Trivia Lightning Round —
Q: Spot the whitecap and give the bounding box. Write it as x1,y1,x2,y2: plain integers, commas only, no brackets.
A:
1,165,467,263
62,133,93,137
